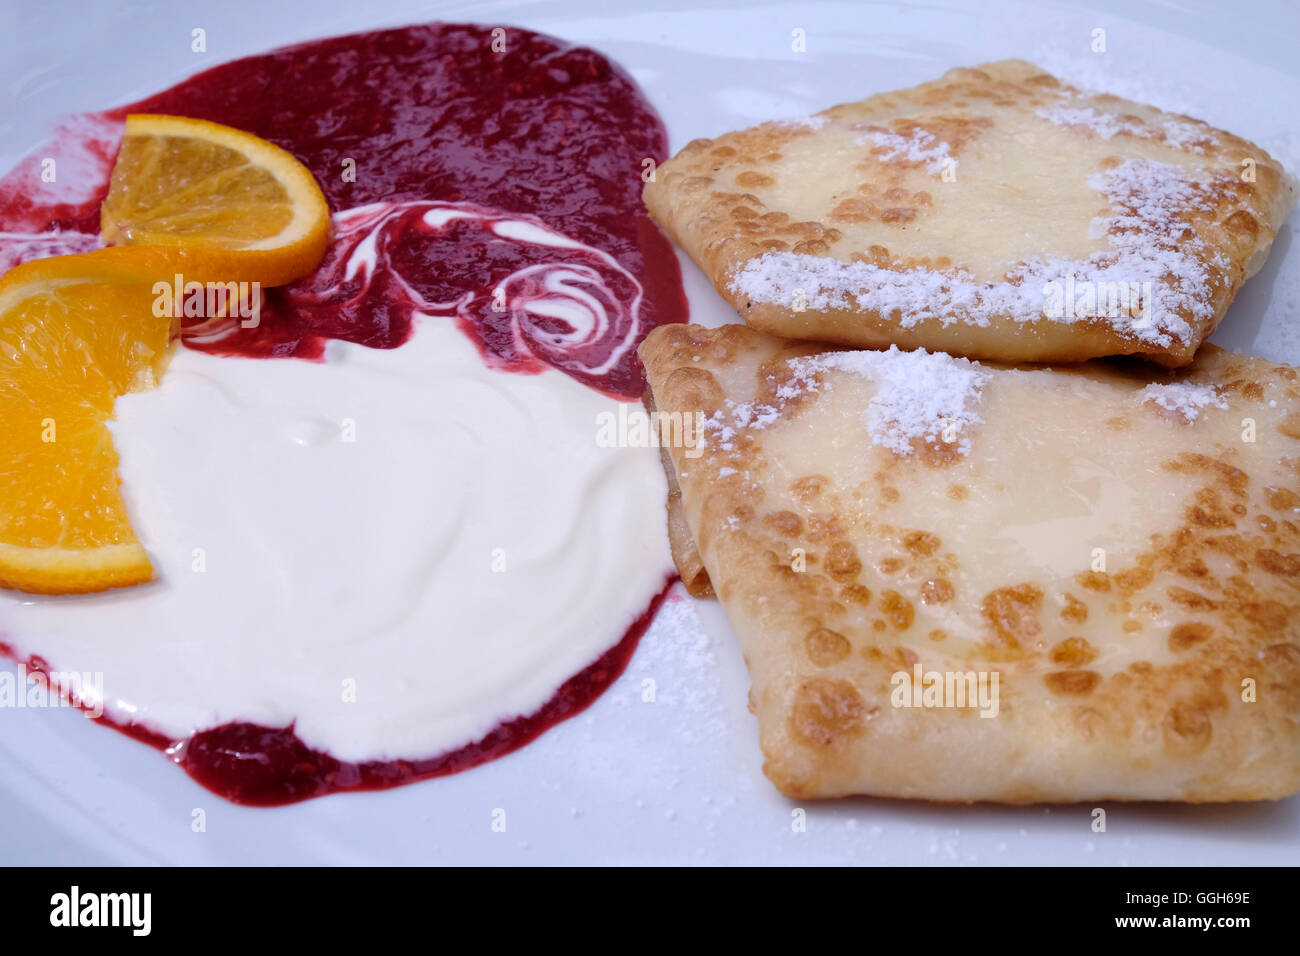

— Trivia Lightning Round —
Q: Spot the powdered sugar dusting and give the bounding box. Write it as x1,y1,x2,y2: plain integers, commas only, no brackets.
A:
1139,382,1227,421
728,401,781,429
1033,104,1213,154
1035,91,1217,154
860,127,953,174
778,115,829,131
730,158,1228,347
1035,105,1144,140
1162,120,1213,153
704,346,990,457
803,347,990,455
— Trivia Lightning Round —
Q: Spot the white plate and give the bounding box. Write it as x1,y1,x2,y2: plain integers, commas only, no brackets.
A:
2,0,1298,865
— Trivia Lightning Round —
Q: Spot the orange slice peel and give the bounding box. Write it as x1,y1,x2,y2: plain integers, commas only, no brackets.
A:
0,251,180,593
101,113,332,286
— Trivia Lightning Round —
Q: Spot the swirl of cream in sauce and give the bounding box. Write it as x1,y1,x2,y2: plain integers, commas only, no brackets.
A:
186,201,645,395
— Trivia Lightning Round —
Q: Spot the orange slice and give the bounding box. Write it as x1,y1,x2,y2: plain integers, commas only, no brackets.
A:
0,249,180,594
100,114,331,286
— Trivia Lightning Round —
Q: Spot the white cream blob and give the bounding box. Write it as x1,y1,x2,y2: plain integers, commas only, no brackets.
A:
0,319,671,763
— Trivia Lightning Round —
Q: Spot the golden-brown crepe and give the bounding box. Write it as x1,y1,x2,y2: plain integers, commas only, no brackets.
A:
644,59,1295,368
641,322,1300,802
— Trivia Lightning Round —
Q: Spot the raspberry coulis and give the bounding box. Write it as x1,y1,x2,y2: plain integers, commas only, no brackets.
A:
3,579,674,806
0,22,687,804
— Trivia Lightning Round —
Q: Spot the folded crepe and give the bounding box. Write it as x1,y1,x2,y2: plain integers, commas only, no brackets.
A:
640,322,1300,802
644,59,1295,368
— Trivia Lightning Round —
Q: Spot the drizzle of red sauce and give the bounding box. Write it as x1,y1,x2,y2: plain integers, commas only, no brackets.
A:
0,22,688,804
2,577,675,807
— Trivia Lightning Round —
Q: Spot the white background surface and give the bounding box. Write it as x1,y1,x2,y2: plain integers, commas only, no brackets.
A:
1,0,1298,865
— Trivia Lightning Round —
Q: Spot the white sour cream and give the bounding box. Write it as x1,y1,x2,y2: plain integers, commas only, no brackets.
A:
0,319,671,763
